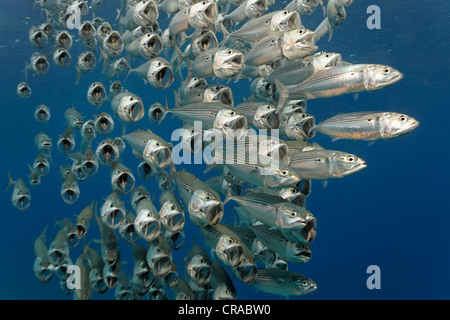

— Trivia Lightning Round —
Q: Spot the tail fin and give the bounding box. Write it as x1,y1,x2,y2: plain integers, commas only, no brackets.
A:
6,172,14,190
273,79,289,114
75,66,81,85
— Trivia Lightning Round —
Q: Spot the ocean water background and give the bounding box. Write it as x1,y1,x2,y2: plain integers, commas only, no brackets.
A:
0,0,448,300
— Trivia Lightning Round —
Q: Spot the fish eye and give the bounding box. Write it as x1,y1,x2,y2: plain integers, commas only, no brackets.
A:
283,11,288,14
291,211,297,217
301,280,308,286
281,170,288,175
400,116,406,121
325,54,330,57
348,157,354,162
230,111,235,115
367,118,372,122
299,29,304,34
228,50,232,54
384,68,390,74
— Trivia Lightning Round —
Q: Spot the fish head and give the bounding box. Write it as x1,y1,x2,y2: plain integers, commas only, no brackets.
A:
270,10,301,33
380,112,419,139
119,219,139,244
61,182,80,205
57,134,75,154
216,235,244,267
130,186,151,210
253,104,279,129
102,263,119,288
101,245,119,266
332,152,367,178
146,246,172,277
82,155,99,177
80,51,96,69
192,31,219,56
103,31,124,55
30,28,48,48
133,0,159,25
291,241,312,263
48,241,70,265
143,139,172,169
213,48,244,79
285,112,316,140
282,27,318,60
96,139,119,165
234,259,257,284
76,217,91,239
180,124,204,154
79,21,95,40
33,257,53,283
245,0,268,19
148,58,174,89
148,102,165,123
135,209,160,241
188,189,224,226
110,80,124,94
17,82,32,98
56,30,72,49
312,51,342,71
140,33,163,58
88,82,107,106
32,54,50,74
188,1,218,30
81,120,97,141
157,170,171,190
213,283,236,300
254,78,276,98
101,200,125,229
111,165,135,195
117,94,144,122
260,165,300,188
162,228,185,250
294,276,317,295
364,64,403,90
187,255,212,286
258,137,290,165
137,161,156,180
295,0,321,15
159,201,185,233
214,109,248,140
278,186,302,201
276,203,317,236
204,85,233,107
11,187,31,210
53,48,71,67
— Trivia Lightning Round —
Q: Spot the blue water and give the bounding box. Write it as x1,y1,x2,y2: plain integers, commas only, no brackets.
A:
0,0,449,300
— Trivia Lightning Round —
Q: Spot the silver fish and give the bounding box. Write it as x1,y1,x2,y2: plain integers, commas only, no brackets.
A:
17,81,32,98
87,82,107,107
210,261,236,300
111,91,145,123
6,173,31,211
316,111,419,141
76,51,96,84
147,57,174,89
57,128,76,154
35,132,52,152
111,162,135,194
250,268,317,297
184,241,212,287
146,235,173,277
33,225,53,283
60,165,80,205
75,199,96,239
48,228,70,266
80,119,97,146
135,197,161,241
94,112,114,135
33,153,51,177
65,106,84,129
27,163,41,187
95,215,119,265
96,137,120,166
25,52,50,76
126,32,163,59
148,102,165,123
34,104,50,123
119,210,140,244
52,47,71,68
101,192,126,229
53,30,73,50
29,26,48,49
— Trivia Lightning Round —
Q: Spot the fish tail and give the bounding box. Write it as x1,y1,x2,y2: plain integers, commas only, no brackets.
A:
124,67,133,83
219,21,230,47
75,66,81,85
6,172,14,190
157,96,170,125
222,183,234,206
273,79,289,114
115,9,121,21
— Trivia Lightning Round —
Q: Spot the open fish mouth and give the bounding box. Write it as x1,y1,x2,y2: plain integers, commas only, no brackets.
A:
36,58,48,72
83,53,95,67
59,33,70,47
20,86,30,94
104,208,125,229
76,224,87,239
114,172,135,194
153,65,174,89
104,274,118,289
299,219,317,243
138,1,158,23
162,210,185,233
236,262,257,284
149,105,164,123
58,52,71,66
122,99,144,122
137,161,155,179
143,34,162,57
33,31,46,46
215,89,233,106
203,201,224,225
223,245,244,267
164,270,178,289
99,144,117,164
152,255,172,277
193,265,212,286
225,52,244,69
106,33,123,51
91,86,106,102
62,188,79,204
48,249,68,266
294,250,312,263
165,229,185,250
277,10,301,30
16,195,31,210
137,218,160,241
58,138,74,154
81,24,94,38
97,117,111,132
120,223,138,243
246,0,267,18
34,266,53,284
145,144,171,169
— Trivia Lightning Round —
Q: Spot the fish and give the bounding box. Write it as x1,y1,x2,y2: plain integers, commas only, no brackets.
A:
100,191,126,229
110,162,135,194
146,235,173,277
87,82,107,107
33,153,51,177
159,190,185,233
53,30,73,50
251,223,311,263
123,129,172,169
250,268,317,297
110,91,145,123
29,26,48,49
100,30,124,68
316,111,420,141
279,111,316,141
119,210,140,244
17,81,32,98
76,51,97,84
25,52,50,77
104,58,129,80
284,0,321,15
288,149,367,179
52,47,72,68
235,102,279,130
75,199,96,239
95,215,120,265
81,145,99,177
57,127,76,154
184,240,212,287
48,228,70,266
277,64,404,102
147,57,174,89
33,225,53,283
80,119,97,146
34,132,52,153
210,261,236,300
55,217,80,248
173,278,196,300
82,243,108,294
134,197,161,241
93,112,115,135
125,32,163,59
65,106,84,129
115,269,133,300
96,137,120,166
27,163,41,187
148,102,165,124
60,165,80,205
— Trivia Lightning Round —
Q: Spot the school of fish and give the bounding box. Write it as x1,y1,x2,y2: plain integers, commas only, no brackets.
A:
9,0,419,300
